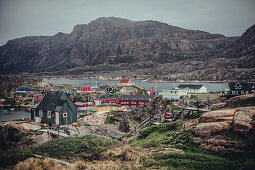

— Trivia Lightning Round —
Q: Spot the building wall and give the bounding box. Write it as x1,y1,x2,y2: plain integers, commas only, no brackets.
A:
119,100,148,107
161,90,187,100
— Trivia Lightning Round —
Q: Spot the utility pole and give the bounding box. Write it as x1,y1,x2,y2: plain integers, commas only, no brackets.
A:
207,99,210,110
197,100,200,118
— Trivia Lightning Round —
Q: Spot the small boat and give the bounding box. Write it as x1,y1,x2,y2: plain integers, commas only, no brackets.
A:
2,110,8,112
10,108,15,111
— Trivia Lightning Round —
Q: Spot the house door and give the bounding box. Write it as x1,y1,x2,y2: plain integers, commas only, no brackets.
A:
32,110,36,120
55,112,59,125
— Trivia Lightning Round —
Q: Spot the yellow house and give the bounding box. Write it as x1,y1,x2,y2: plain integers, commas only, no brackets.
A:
37,78,46,85
93,104,126,112
93,104,112,112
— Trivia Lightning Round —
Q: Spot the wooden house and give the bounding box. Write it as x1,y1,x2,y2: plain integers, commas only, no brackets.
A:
93,104,125,112
177,84,208,93
225,82,254,98
81,86,92,92
120,79,132,85
106,87,116,94
160,89,188,100
101,98,119,104
37,78,46,85
31,91,77,125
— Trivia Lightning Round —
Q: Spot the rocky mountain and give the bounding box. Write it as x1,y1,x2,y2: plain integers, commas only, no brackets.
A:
0,17,254,81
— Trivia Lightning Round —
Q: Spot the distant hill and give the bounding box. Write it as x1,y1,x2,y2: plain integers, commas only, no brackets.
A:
0,17,254,81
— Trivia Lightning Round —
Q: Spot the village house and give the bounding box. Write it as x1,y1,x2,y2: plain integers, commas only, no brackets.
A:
120,79,132,86
37,78,46,85
225,82,254,98
177,84,208,93
106,87,116,94
160,89,188,100
17,86,34,92
101,98,119,104
93,103,126,113
31,91,77,125
118,95,156,108
36,87,51,93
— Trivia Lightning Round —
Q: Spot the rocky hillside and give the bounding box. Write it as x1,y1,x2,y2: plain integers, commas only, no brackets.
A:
0,17,254,81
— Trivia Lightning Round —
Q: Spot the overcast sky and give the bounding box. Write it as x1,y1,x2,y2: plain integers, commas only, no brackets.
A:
0,0,255,46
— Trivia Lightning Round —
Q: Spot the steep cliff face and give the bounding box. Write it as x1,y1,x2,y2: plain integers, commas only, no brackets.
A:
0,17,254,81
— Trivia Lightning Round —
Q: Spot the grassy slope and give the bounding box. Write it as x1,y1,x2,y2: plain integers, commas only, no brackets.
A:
131,121,255,170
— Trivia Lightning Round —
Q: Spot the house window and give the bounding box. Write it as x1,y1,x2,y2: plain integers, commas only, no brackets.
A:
63,113,68,117
39,110,43,117
235,83,242,89
47,111,51,118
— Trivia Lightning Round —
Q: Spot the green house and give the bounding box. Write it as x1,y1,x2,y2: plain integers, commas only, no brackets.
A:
106,87,116,94
31,91,77,125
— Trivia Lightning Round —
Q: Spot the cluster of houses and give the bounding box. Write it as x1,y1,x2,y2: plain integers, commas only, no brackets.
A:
31,91,156,125
30,80,255,126
12,79,51,103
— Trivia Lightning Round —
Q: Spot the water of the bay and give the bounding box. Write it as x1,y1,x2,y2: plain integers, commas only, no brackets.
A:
0,108,30,122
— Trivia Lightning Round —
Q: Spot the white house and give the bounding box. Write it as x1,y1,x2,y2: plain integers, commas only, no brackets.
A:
160,89,188,100
177,84,208,94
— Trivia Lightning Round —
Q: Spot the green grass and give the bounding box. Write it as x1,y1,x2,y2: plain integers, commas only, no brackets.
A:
131,121,255,169
145,152,239,170
33,134,121,160
132,121,182,148
105,115,115,124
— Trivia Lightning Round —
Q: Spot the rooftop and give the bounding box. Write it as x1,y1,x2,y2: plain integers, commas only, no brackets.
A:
177,84,204,89
119,95,156,101
36,91,65,111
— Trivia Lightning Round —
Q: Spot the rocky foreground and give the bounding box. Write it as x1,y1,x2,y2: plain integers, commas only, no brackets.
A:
185,106,255,152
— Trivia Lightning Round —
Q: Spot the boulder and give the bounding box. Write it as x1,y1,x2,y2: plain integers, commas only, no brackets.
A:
31,132,52,146
199,109,235,123
78,114,107,126
19,123,41,131
233,107,255,135
194,122,231,136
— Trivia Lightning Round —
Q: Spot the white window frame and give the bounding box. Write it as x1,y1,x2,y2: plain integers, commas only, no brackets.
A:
39,110,43,117
47,111,51,118
235,83,242,90
63,113,68,117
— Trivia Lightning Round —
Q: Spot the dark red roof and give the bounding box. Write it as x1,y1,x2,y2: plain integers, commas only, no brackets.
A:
120,79,130,83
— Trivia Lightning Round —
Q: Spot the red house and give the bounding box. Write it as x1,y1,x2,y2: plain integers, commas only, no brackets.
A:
34,96,43,102
13,95,24,101
101,98,119,104
120,79,131,85
36,87,50,93
118,95,155,108
75,102,89,108
81,86,92,92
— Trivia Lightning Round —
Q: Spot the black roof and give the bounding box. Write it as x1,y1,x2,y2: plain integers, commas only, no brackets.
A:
36,91,65,111
177,84,204,89
227,82,254,91
119,95,156,101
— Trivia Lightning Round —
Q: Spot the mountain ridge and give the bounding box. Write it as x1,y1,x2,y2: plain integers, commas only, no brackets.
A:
0,17,254,81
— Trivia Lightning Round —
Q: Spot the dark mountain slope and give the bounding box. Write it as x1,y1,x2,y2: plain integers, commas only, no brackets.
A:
1,17,254,81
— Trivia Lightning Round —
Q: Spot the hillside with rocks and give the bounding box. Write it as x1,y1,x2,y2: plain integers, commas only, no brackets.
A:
0,17,254,81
